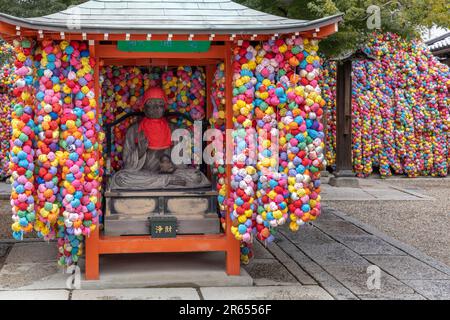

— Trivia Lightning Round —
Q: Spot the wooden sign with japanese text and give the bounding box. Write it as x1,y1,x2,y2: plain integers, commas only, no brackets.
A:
149,216,177,238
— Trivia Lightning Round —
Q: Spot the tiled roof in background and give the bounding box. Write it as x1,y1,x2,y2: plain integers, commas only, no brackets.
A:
426,32,450,53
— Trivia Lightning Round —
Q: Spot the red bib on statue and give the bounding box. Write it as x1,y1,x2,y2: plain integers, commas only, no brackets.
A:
138,118,172,150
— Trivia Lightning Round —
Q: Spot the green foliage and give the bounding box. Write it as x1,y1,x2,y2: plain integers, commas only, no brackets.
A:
237,0,450,57
0,40,13,66
0,0,86,18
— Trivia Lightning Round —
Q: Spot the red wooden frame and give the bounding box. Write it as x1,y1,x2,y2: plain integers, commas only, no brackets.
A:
101,58,221,67
85,41,240,280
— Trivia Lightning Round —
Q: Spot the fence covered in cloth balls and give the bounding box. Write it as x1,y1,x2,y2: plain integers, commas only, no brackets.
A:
0,41,15,180
322,33,450,177
10,39,103,266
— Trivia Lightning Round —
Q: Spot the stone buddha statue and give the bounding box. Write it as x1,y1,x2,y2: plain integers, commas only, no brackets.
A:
110,87,210,190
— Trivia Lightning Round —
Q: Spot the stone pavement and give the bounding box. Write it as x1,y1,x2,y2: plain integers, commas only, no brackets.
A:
0,182,9,200
0,205,449,300
321,179,434,201
271,206,450,300
0,241,332,300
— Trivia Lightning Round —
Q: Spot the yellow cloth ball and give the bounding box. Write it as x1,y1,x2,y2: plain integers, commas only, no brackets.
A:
81,86,90,95
238,215,247,224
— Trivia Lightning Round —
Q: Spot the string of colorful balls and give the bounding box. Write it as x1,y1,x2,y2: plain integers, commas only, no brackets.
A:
277,38,324,232
253,40,288,242
322,33,450,177
320,60,336,167
229,37,326,263
10,38,36,240
55,40,103,265
33,39,63,240
0,90,12,179
210,62,227,228
230,41,258,249
0,41,15,179
9,39,103,266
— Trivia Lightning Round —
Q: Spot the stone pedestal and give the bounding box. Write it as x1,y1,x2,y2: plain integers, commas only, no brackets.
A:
320,170,331,177
103,189,220,236
329,170,359,187
320,170,332,184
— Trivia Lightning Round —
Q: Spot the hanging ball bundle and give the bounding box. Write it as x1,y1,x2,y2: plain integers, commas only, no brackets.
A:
33,40,64,239
210,63,228,227
230,41,258,246
228,37,326,261
53,40,101,266
253,41,288,242
10,39,36,240
321,60,336,166
0,42,15,179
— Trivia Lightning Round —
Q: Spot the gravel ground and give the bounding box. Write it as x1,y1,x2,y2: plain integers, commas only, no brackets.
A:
0,243,10,270
323,178,450,267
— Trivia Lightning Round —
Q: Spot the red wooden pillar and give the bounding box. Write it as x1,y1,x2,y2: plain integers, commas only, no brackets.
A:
205,64,215,180
224,42,240,275
85,40,100,280
85,227,99,280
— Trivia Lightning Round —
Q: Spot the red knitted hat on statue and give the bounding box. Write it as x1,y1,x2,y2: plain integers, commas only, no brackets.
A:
142,87,168,107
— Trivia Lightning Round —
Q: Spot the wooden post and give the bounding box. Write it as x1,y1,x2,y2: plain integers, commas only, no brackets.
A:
334,59,354,177
224,42,240,275
329,58,359,187
85,227,99,280
85,40,100,280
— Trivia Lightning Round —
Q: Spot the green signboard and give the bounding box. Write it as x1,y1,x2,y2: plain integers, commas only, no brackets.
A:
117,40,211,53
